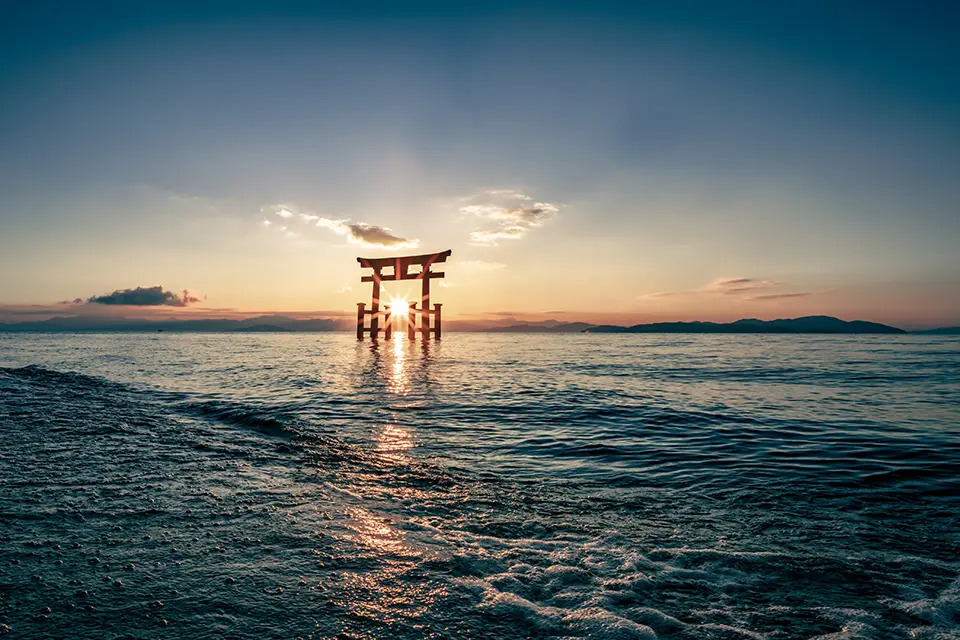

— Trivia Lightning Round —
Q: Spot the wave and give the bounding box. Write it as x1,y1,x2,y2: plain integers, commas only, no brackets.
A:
0,363,117,388
175,399,302,438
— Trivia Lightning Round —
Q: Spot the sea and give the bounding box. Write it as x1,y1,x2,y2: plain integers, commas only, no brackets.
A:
0,332,958,640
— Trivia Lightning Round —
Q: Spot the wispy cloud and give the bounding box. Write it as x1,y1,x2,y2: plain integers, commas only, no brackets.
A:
337,285,353,294
260,203,416,249
749,289,838,301
639,290,696,299
459,189,532,201
706,277,781,295
748,292,813,301
641,277,783,299
470,227,528,245
484,189,532,200
263,203,320,222
88,286,202,307
264,203,297,218
459,260,507,271
316,218,419,249
135,185,222,214
460,190,559,246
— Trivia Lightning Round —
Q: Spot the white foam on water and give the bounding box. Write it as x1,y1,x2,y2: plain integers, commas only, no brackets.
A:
888,576,960,638
439,530,764,637
425,524,960,639
695,623,768,639
460,577,658,639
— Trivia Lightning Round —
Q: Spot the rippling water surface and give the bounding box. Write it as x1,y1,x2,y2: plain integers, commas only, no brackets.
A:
1,333,958,639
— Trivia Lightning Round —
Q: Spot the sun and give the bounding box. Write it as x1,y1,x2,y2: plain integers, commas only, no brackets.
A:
389,297,409,318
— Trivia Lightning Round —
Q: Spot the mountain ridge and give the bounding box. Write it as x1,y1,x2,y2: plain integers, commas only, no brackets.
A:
585,315,904,334
0,314,954,334
0,315,342,332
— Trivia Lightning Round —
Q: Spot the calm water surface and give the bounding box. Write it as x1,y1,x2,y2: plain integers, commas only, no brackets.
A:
1,333,958,639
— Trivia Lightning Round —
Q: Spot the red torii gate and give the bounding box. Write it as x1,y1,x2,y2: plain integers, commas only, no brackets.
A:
356,249,451,340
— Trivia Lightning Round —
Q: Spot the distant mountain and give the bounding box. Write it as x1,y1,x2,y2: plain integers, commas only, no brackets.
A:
226,324,295,332
3,313,948,334
483,322,595,333
912,326,960,335
587,316,905,334
0,315,343,332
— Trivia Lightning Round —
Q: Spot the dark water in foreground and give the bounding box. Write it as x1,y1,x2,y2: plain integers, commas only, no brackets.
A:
0,333,958,640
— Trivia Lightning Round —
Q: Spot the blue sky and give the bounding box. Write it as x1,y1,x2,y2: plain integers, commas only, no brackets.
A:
1,1,958,327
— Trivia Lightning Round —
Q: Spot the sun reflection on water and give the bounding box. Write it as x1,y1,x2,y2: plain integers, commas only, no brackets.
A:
380,336,415,464
377,422,414,464
345,506,406,555
389,333,410,396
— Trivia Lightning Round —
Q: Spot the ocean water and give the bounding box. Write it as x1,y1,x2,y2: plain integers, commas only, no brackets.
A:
0,332,958,640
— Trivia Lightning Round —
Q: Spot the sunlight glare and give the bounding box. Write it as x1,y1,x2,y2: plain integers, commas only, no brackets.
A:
390,297,409,318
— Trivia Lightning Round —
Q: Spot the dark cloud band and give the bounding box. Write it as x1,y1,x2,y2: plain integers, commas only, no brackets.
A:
88,286,200,307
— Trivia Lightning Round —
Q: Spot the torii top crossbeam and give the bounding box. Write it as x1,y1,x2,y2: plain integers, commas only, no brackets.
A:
356,249,452,282
356,249,451,340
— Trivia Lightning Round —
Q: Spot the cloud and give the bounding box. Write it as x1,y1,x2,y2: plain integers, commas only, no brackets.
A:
470,227,527,245
638,290,697,299
316,218,419,249
713,277,753,286
460,189,532,201
748,290,839,301
337,285,353,294
262,203,320,224
499,203,559,224
261,202,418,248
749,292,813,301
459,260,507,271
263,203,297,218
707,277,780,295
88,286,202,307
484,189,532,200
641,277,783,299
460,191,559,246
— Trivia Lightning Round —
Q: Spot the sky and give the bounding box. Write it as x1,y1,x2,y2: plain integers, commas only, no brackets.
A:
1,1,958,329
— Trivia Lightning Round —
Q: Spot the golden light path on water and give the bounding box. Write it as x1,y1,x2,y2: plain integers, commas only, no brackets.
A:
336,333,447,629
388,331,411,397
346,334,417,553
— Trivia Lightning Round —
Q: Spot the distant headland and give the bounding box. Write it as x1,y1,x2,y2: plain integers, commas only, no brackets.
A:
583,316,906,334
483,316,960,335
0,315,341,333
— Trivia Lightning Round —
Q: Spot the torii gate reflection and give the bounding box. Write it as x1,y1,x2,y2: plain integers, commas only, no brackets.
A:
356,249,451,340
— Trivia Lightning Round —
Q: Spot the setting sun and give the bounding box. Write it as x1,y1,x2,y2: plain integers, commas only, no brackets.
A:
389,297,409,318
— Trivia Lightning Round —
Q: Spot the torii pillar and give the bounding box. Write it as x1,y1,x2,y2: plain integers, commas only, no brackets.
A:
355,250,451,340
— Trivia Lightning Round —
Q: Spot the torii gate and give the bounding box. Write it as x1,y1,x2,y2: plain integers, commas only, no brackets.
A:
356,249,451,340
